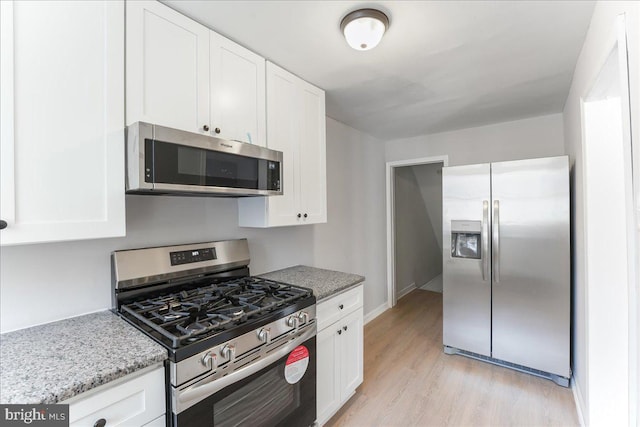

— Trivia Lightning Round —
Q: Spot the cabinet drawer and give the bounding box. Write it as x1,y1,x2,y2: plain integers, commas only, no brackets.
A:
317,285,363,331
68,366,165,427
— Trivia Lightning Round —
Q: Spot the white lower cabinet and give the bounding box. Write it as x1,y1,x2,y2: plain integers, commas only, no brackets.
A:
141,415,166,427
66,366,165,427
316,286,364,426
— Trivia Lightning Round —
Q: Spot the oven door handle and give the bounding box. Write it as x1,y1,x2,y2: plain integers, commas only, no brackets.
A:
174,323,316,414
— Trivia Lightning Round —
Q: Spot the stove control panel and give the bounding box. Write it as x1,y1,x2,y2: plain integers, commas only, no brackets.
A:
171,305,316,387
170,247,217,266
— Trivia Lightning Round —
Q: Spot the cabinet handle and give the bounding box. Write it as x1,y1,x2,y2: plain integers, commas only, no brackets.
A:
214,127,221,134
94,419,106,427
343,326,348,331
0,220,6,230
297,213,302,218
337,330,342,335
304,213,308,218
203,125,210,132
339,304,344,310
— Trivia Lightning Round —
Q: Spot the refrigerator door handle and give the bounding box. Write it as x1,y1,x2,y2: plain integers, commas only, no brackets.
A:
493,200,500,283
482,200,489,281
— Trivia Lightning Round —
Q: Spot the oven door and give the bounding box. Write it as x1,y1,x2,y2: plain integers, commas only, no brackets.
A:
173,328,316,427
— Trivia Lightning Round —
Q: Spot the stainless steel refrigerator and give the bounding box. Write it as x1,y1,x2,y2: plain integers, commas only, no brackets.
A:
442,156,570,386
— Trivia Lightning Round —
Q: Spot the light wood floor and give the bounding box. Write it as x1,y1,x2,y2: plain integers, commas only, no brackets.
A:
326,290,578,427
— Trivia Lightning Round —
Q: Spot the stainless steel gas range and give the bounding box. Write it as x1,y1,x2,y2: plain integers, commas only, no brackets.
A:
111,239,317,426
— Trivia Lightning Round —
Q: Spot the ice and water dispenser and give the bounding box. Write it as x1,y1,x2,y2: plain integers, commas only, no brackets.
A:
450,220,482,259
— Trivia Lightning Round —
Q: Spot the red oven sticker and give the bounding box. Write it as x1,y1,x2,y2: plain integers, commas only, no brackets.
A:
284,345,309,384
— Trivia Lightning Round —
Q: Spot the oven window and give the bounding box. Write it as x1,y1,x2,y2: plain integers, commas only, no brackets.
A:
214,364,299,427
147,139,262,189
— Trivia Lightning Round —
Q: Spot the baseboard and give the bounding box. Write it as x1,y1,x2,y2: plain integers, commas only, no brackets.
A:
364,302,389,325
571,375,587,427
397,282,416,300
420,274,443,293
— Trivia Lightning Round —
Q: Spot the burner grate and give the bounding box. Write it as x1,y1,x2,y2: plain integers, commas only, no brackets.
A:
120,277,312,348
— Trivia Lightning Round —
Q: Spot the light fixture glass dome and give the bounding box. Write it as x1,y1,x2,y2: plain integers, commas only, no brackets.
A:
341,9,389,51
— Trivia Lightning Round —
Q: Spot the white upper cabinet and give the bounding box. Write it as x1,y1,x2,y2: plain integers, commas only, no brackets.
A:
210,32,266,146
0,0,126,246
126,0,210,134
238,62,326,227
127,1,266,146
298,81,327,224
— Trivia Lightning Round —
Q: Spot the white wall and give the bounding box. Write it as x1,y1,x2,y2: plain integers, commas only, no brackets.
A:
562,2,640,425
412,163,444,252
385,113,565,166
0,117,386,333
394,165,441,297
0,197,315,332
312,119,387,316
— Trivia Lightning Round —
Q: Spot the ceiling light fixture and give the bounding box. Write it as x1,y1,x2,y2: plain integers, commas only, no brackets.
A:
340,9,389,51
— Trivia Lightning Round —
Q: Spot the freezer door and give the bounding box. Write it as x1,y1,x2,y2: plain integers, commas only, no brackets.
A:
443,163,491,356
491,156,570,377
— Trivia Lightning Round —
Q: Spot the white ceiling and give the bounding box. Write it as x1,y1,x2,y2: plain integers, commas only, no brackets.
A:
165,1,595,140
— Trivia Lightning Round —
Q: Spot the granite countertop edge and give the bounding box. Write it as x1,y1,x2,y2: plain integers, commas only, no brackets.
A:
0,310,168,405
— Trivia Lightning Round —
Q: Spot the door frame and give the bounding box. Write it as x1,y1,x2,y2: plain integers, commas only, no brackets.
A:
386,155,449,308
578,13,637,426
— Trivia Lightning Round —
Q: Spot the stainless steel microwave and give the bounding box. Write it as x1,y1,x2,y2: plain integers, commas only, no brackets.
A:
126,122,283,197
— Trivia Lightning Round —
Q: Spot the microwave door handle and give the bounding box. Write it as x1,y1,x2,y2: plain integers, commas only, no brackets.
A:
174,324,316,414
493,200,500,284
482,200,489,281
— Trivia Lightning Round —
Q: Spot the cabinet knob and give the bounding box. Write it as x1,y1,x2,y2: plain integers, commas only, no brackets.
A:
303,213,308,218
214,127,221,134
337,330,342,335
339,304,344,310
0,220,6,230
203,125,210,132
343,326,348,331
94,419,106,427
297,213,302,218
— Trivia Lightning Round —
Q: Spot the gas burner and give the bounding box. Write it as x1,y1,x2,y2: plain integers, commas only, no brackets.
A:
152,310,184,322
216,306,245,317
178,320,212,335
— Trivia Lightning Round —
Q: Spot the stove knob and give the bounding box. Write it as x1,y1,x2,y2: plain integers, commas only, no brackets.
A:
297,311,309,324
201,351,217,369
221,344,236,360
286,316,298,328
257,328,271,343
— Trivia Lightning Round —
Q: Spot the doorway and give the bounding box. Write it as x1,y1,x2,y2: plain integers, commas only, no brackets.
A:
386,155,448,308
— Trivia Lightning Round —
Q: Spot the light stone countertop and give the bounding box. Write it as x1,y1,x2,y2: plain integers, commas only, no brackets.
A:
259,265,365,301
0,311,167,404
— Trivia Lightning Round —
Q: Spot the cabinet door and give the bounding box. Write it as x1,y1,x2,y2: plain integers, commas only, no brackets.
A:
210,32,266,146
340,308,364,398
0,0,125,245
264,62,300,225
316,324,341,426
126,0,209,134
298,82,327,224
68,367,165,427
237,62,327,228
